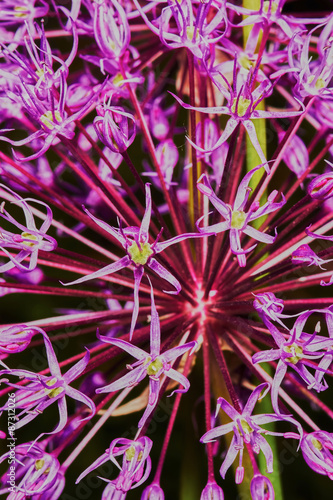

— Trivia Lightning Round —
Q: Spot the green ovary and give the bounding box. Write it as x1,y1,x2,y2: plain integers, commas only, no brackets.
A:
146,357,163,376
40,110,62,130
126,446,143,461
128,242,153,265
284,343,303,364
231,210,247,229
231,96,251,117
44,377,64,398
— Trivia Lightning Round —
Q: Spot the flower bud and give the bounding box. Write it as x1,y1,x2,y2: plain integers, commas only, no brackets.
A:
94,104,136,153
308,172,333,200
301,431,333,479
141,482,165,499
200,481,224,499
250,474,275,499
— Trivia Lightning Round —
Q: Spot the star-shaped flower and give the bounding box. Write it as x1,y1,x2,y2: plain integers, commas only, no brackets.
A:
95,284,197,429
0,332,95,437
196,166,285,266
63,183,207,337
201,383,301,483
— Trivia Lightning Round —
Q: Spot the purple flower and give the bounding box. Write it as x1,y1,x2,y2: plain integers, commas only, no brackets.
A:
93,0,130,60
94,101,136,153
291,244,333,272
196,167,285,266
0,185,57,273
0,324,39,357
301,431,333,479
0,333,95,435
0,442,64,499
250,474,275,500
252,310,333,413
200,383,297,483
62,183,207,337
76,437,153,496
200,480,224,500
96,284,197,428
170,63,303,171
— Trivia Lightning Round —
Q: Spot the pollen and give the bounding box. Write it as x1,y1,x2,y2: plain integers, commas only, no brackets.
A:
128,241,153,266
231,210,247,229
35,459,45,470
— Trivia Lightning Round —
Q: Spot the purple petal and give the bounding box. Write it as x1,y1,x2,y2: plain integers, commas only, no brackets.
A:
148,258,181,294
61,255,131,286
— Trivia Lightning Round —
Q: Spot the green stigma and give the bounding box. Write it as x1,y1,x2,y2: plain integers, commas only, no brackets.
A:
238,419,253,434
231,96,251,117
128,241,153,266
146,357,163,376
186,26,199,42
284,343,303,364
231,210,247,229
125,446,143,461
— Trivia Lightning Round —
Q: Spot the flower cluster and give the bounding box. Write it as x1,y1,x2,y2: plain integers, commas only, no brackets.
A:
0,1,333,499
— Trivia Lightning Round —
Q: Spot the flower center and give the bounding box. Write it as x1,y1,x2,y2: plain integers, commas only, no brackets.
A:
113,73,124,87
146,357,163,377
238,418,253,435
35,459,44,470
125,446,143,461
231,97,251,117
263,1,278,14
128,241,153,266
231,210,247,229
44,377,64,398
40,110,62,130
284,343,303,364
311,437,323,451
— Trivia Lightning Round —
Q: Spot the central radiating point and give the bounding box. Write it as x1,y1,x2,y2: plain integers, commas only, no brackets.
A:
231,210,247,229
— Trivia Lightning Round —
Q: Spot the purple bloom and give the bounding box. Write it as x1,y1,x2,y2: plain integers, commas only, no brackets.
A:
0,333,95,435
62,183,207,337
196,167,285,266
252,310,333,413
94,101,136,153
96,284,197,428
291,244,333,272
0,324,39,357
250,474,275,500
301,431,333,479
0,442,64,499
93,0,130,60
200,383,297,483
170,63,303,171
76,437,153,496
0,185,57,273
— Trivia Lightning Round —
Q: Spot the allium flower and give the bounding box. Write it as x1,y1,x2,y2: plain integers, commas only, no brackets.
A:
76,437,153,497
0,185,57,273
0,442,65,499
301,431,333,479
96,284,197,428
201,383,300,483
0,332,95,435
196,166,285,266
1,3,333,499
253,310,333,412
